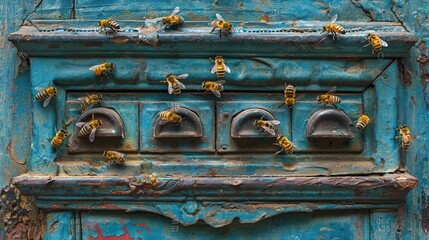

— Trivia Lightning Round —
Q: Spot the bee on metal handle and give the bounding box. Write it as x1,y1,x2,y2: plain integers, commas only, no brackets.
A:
89,62,115,80
161,7,184,31
201,80,225,98
51,129,71,149
253,117,280,136
393,125,411,151
355,114,370,131
76,114,102,142
280,83,296,109
317,86,341,107
35,86,57,107
98,19,120,34
210,56,231,79
78,93,103,113
321,14,346,40
159,104,183,125
273,135,298,155
364,33,388,54
210,13,233,38
161,74,188,95
103,150,125,164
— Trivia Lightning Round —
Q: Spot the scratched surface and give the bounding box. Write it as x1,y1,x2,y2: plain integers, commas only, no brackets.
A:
1,0,429,239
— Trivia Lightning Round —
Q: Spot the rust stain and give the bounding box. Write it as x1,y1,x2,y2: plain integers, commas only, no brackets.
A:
48,43,60,48
89,222,133,240
49,220,60,234
398,59,412,86
418,41,429,98
84,41,104,47
132,224,151,235
410,96,416,105
187,12,210,21
422,190,429,233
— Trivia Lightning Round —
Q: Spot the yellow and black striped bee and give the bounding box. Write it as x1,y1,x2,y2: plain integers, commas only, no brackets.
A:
161,74,188,95
89,62,115,79
161,7,184,31
321,14,346,40
35,86,57,107
210,56,231,79
317,86,341,107
201,80,225,98
394,125,411,151
75,114,102,142
281,83,297,108
51,129,71,149
210,13,233,38
355,114,370,131
253,117,280,136
159,106,182,125
98,19,120,34
364,33,388,54
103,150,125,164
78,93,103,113
273,135,297,155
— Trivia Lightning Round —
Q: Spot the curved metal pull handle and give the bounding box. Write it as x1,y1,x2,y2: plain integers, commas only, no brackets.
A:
153,107,202,138
75,107,125,139
231,108,278,138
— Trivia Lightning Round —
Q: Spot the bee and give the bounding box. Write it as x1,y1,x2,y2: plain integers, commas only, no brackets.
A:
75,114,102,142
364,33,388,54
98,19,120,34
35,86,57,107
321,14,346,40
78,93,103,113
253,117,280,136
280,83,297,108
51,129,71,149
159,105,182,125
210,13,233,38
161,74,188,95
89,62,115,79
273,135,297,155
210,56,231,79
201,80,225,98
317,86,341,107
355,114,370,131
161,7,184,31
394,125,411,151
103,150,125,164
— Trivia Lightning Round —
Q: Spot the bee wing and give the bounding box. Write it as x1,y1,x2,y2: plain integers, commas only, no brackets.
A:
159,118,171,125
77,97,86,102
82,102,96,113
216,13,225,21
43,96,53,107
211,65,217,74
165,82,173,94
260,125,276,136
35,87,45,91
327,86,337,94
176,74,189,79
170,6,180,16
223,64,231,73
75,122,86,128
89,128,97,142
331,14,338,23
380,39,388,47
176,80,186,89
291,142,301,150
89,64,102,70
265,120,281,125
211,90,222,98
216,80,226,84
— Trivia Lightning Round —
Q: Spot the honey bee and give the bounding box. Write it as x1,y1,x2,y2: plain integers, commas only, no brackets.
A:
210,13,233,38
75,114,102,142
321,14,346,40
35,86,57,107
51,129,71,149
317,86,341,107
273,135,298,155
280,83,296,108
98,19,120,34
161,7,184,31
210,56,231,79
159,105,182,125
355,114,370,131
103,150,125,164
161,74,188,95
364,33,388,54
253,117,280,136
78,93,103,113
89,62,115,79
201,80,225,98
394,125,411,151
